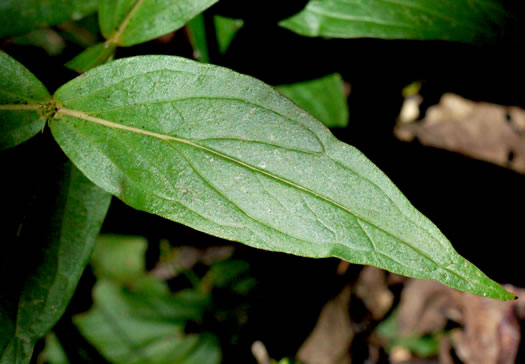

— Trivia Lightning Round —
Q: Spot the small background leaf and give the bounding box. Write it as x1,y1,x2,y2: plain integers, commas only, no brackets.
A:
39,333,70,364
74,280,220,364
11,29,66,56
0,51,50,150
276,73,349,128
65,42,116,73
280,0,508,43
91,235,147,283
187,14,210,63
74,234,221,364
214,15,244,54
0,0,98,39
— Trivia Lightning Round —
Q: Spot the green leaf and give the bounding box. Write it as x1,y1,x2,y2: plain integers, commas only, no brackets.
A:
49,55,513,300
214,16,244,54
276,73,349,128
99,0,219,47
0,51,51,150
38,333,70,364
74,280,220,364
91,235,148,282
376,310,440,357
0,162,111,363
57,16,99,48
206,260,250,288
65,42,116,73
279,0,508,43
187,14,210,63
0,0,98,39
11,29,66,56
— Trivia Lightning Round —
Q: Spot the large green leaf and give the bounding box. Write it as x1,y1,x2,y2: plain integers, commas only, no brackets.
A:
277,73,349,128
0,0,97,39
279,0,507,43
99,0,219,47
48,55,513,300
74,279,219,364
0,162,111,363
0,51,51,150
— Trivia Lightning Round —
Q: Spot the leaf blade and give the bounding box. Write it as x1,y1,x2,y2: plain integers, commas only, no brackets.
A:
74,280,220,364
99,0,219,47
0,0,97,39
0,51,50,150
276,73,349,128
279,0,508,43
0,162,111,363
50,55,513,300
65,42,116,73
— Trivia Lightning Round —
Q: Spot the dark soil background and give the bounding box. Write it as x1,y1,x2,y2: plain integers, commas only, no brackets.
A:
2,1,525,363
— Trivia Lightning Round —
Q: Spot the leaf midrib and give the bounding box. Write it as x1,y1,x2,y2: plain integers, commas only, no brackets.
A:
53,107,495,294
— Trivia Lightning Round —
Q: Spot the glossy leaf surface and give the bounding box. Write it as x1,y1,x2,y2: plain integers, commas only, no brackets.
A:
98,0,219,46
0,0,97,39
277,73,349,128
280,0,507,43
0,162,111,363
0,51,50,150
49,55,513,300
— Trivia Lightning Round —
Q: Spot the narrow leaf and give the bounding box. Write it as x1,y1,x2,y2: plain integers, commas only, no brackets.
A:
0,51,50,150
277,73,349,128
214,16,244,54
49,55,513,300
65,42,116,73
279,0,508,43
11,29,66,56
99,0,219,47
187,14,210,63
0,162,111,363
0,0,98,39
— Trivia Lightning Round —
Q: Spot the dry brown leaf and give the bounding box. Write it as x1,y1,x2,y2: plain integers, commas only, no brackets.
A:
297,285,353,364
398,280,461,335
395,93,525,173
150,244,234,280
397,280,525,364
355,267,394,320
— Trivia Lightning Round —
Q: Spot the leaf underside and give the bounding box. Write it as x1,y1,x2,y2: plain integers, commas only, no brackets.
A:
280,0,507,43
49,55,513,300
